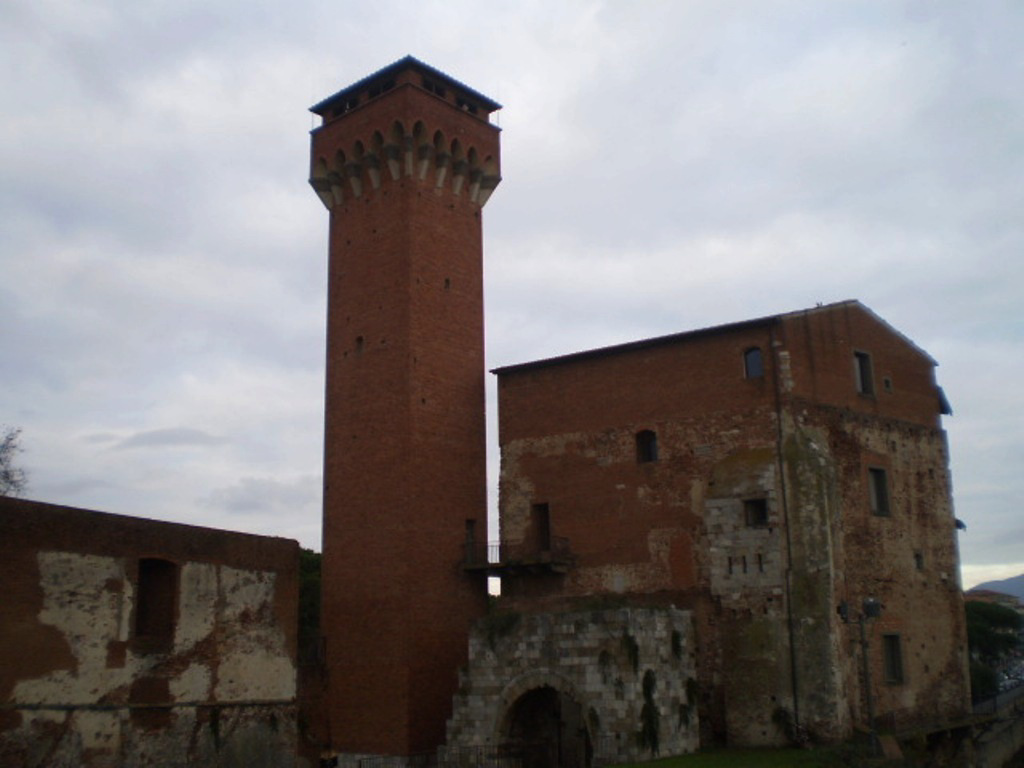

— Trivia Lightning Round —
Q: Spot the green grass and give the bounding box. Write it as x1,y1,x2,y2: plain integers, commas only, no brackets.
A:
612,745,859,768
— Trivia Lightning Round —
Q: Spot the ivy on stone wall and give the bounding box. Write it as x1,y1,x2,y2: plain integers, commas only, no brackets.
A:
638,669,660,755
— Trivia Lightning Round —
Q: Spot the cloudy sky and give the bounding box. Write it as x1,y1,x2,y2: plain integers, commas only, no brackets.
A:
2,1,1021,589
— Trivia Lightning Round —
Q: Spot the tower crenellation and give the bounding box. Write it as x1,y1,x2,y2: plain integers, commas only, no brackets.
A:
310,56,501,211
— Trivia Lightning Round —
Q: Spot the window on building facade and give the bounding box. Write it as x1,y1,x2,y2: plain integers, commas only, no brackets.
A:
744,498,769,527
743,347,764,379
636,430,658,463
882,633,905,684
868,467,890,516
136,558,177,641
530,503,551,553
854,351,875,395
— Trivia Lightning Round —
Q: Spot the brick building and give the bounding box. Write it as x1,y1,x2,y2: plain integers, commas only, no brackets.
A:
307,58,970,764
458,300,969,751
0,499,300,768
2,55,969,768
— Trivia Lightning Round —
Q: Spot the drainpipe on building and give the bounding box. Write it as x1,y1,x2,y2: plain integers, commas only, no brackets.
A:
769,320,803,736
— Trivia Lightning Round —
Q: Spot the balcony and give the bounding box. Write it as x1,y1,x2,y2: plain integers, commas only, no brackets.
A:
463,537,574,576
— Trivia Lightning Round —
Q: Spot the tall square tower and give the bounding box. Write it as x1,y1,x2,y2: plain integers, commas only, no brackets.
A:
309,57,501,756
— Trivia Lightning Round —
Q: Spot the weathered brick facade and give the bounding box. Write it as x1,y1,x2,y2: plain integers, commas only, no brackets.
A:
490,302,970,746
306,58,970,760
0,499,300,768
309,57,501,757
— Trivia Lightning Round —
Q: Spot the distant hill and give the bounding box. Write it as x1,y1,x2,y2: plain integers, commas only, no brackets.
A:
969,573,1024,600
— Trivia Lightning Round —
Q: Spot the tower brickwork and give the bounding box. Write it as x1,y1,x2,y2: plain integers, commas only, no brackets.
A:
309,57,500,756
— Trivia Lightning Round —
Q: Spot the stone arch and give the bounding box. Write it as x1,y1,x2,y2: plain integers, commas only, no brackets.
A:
495,671,594,768
413,121,431,179
310,157,334,208
450,138,467,195
433,130,450,187
383,121,404,180
477,154,500,206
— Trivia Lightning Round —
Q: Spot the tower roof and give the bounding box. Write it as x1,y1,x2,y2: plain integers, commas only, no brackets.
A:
310,55,502,118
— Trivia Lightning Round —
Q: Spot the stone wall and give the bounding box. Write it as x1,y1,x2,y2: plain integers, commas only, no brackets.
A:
446,607,698,764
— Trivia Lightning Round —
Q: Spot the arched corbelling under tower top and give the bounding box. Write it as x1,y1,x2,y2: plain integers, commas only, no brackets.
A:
309,118,500,209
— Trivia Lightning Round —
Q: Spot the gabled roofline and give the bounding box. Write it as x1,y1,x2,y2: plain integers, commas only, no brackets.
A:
310,55,502,117
491,300,936,376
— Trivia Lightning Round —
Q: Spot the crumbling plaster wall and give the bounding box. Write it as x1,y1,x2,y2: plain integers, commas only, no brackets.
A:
446,607,699,763
1,544,297,768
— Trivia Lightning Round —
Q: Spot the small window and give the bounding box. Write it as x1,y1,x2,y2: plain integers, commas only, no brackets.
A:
136,558,177,641
883,376,893,393
636,430,658,463
882,633,905,684
868,467,890,516
743,347,764,379
456,96,478,114
530,503,551,552
854,351,874,395
913,551,924,571
744,498,768,527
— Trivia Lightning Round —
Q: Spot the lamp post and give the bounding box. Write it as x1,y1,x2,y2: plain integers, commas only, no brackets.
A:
839,597,882,756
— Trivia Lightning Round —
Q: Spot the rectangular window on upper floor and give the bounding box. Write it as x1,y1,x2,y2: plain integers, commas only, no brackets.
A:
868,467,891,516
743,347,764,379
854,350,875,396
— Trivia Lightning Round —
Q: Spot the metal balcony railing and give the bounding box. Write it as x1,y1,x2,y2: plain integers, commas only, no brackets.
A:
462,537,573,575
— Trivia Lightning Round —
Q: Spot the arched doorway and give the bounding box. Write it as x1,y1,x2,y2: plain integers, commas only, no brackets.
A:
503,685,591,768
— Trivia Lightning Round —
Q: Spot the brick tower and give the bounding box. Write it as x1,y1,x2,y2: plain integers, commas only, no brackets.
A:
309,57,501,757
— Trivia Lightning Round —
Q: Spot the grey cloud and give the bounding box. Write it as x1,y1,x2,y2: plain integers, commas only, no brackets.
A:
204,475,320,519
115,427,226,450
1,0,1020,572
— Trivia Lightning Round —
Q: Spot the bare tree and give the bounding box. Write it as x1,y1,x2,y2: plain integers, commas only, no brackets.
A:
0,426,27,497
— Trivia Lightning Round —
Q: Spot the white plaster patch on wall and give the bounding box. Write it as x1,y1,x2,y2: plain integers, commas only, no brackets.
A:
220,565,275,623
217,641,296,701
73,709,120,752
14,552,133,704
171,662,212,702
215,566,295,701
177,561,219,648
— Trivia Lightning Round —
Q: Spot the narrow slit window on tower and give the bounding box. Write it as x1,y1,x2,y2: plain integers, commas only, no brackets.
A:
868,467,891,516
743,347,764,379
854,350,875,395
636,430,658,463
135,558,177,642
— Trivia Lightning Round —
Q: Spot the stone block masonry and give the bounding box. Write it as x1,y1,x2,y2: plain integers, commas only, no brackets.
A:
446,607,699,765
